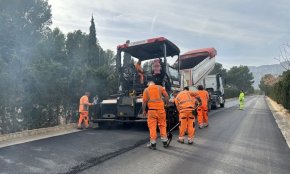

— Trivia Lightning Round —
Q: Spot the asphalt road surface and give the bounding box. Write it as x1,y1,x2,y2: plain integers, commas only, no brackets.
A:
1,95,290,174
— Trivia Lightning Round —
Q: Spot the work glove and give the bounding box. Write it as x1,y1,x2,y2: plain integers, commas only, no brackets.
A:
164,102,169,108
93,96,99,105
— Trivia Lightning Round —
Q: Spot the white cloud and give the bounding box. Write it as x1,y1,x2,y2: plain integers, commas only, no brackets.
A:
48,0,290,67
150,15,157,33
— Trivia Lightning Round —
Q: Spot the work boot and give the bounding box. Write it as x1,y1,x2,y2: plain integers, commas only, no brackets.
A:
161,137,169,148
199,125,203,129
146,142,156,150
188,140,194,145
203,123,208,128
177,139,184,144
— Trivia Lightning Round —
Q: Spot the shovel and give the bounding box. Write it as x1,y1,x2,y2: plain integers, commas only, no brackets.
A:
165,121,180,147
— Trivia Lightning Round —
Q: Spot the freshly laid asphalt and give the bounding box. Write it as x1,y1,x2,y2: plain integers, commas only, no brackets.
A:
0,96,289,174
0,126,148,174
81,96,290,174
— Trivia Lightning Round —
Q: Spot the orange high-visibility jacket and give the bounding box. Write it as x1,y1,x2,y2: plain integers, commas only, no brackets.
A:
174,91,199,112
143,85,168,110
197,90,209,108
79,95,90,112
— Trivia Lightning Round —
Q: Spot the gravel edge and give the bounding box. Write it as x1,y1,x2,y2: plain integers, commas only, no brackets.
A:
266,96,290,149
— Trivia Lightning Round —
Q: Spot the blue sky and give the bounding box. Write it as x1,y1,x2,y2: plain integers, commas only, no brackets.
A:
49,0,290,69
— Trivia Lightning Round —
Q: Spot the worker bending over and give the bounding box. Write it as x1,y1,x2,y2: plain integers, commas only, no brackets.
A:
173,89,201,144
78,92,93,129
142,81,169,150
197,85,209,129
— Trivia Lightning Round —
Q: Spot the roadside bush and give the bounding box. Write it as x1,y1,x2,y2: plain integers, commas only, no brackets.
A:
224,87,240,99
268,70,290,110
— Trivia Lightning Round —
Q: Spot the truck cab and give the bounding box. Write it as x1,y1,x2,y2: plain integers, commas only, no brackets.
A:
204,74,225,109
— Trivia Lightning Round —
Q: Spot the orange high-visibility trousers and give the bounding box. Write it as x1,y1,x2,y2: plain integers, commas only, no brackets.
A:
147,109,167,143
197,106,208,126
78,111,89,128
179,111,195,141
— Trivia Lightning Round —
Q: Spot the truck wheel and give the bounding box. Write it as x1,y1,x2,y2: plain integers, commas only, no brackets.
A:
211,105,217,110
207,105,211,112
220,103,225,107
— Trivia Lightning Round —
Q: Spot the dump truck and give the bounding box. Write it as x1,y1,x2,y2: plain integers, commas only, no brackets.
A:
178,48,225,110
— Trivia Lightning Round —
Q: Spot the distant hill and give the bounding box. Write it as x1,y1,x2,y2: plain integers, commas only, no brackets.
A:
248,62,288,89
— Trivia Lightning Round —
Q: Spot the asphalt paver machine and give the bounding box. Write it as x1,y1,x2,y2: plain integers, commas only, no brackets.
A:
92,37,181,127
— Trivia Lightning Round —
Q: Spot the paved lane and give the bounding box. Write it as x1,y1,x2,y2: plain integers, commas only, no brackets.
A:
1,96,289,174
82,96,290,174
0,126,148,174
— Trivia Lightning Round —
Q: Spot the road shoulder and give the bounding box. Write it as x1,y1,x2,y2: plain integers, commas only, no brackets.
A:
266,96,290,148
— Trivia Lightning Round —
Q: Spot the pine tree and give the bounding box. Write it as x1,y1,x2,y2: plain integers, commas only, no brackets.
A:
88,15,100,67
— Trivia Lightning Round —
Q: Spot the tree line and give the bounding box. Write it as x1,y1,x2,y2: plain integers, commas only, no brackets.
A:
0,0,256,134
209,63,255,98
0,0,118,134
259,71,290,110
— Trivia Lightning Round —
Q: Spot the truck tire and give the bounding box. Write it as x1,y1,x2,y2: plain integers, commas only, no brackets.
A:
211,104,217,110
220,97,225,108
207,101,211,112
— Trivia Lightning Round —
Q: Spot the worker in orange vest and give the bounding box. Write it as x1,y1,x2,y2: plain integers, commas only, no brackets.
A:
197,85,209,129
142,81,169,149
135,60,144,84
78,92,93,129
173,89,201,144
